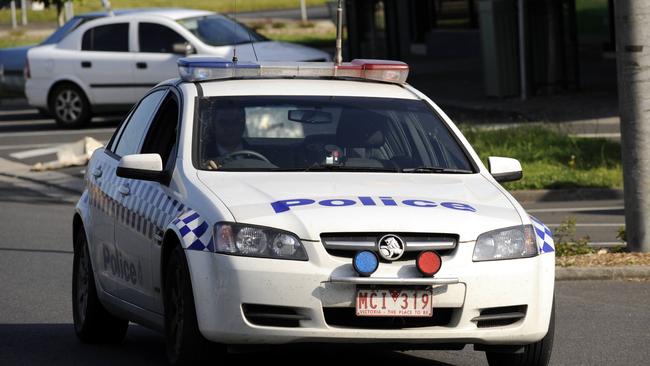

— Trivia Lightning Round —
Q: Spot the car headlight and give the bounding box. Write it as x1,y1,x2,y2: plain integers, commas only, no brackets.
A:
214,222,308,261
473,225,537,262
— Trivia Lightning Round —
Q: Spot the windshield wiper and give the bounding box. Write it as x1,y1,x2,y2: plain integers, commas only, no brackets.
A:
301,163,398,173
401,166,473,174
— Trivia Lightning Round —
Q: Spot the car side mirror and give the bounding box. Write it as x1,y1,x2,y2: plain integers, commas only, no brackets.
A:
116,153,164,182
172,42,195,56
488,156,523,183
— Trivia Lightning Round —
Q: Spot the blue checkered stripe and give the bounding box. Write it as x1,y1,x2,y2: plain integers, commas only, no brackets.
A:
529,215,554,253
88,162,190,242
172,210,214,252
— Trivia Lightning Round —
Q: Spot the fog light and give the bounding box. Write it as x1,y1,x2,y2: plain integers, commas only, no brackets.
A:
417,251,441,277
353,251,379,277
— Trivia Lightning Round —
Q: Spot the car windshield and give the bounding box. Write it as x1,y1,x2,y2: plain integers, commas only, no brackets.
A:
177,15,267,47
195,96,475,173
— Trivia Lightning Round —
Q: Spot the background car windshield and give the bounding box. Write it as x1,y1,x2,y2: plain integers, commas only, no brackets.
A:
177,15,267,47
196,96,474,172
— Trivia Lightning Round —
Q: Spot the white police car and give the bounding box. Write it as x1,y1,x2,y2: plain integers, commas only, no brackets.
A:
72,58,556,365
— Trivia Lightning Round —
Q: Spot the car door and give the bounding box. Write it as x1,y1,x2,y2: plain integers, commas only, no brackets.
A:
74,21,136,105
133,22,190,100
101,89,167,305
117,90,184,314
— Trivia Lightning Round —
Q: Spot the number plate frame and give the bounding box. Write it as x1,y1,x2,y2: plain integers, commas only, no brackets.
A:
355,287,433,317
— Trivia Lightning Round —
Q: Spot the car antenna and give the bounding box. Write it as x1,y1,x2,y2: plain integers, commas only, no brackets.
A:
232,0,238,63
100,0,114,17
246,17,259,61
335,0,343,65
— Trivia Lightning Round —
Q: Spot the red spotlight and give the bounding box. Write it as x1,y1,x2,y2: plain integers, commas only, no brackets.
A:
417,251,442,277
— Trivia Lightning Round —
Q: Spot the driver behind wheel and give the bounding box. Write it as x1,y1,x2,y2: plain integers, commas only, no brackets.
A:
203,101,248,169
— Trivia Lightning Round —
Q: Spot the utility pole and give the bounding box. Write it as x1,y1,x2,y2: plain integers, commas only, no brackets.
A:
20,0,27,25
300,0,308,23
614,1,650,252
10,1,17,29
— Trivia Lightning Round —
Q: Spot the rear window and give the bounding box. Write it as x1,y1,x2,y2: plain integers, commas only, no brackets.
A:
82,23,129,52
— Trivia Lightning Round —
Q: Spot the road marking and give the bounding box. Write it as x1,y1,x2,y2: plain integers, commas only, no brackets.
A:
0,109,39,116
528,206,624,213
10,146,61,159
0,143,58,151
0,119,53,126
0,127,115,138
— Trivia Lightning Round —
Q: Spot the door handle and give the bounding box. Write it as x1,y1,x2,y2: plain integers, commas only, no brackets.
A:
118,184,130,196
81,61,92,68
136,62,147,69
91,168,102,178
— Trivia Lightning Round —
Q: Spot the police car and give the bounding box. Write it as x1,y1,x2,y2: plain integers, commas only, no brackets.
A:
72,57,555,365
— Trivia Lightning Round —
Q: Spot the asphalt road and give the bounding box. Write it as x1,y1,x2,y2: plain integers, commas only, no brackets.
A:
0,180,647,365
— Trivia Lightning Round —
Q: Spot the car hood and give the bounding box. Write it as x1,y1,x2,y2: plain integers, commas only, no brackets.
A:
196,172,522,242
215,41,330,61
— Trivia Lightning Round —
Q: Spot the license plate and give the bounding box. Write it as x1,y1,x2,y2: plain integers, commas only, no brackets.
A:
355,288,433,317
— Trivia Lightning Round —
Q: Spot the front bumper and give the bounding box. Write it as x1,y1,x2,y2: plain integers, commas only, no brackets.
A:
186,241,555,346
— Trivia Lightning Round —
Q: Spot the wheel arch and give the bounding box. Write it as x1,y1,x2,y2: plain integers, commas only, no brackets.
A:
72,212,85,252
160,229,182,290
47,79,92,111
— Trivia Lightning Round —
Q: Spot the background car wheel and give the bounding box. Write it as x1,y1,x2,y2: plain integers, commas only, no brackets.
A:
164,246,221,365
72,226,129,343
49,83,91,128
485,299,555,366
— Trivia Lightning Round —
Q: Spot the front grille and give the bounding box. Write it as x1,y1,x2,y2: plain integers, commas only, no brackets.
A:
472,305,527,328
243,304,310,328
323,307,454,329
321,232,458,261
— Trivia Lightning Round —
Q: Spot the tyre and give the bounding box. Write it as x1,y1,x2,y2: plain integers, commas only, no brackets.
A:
72,226,129,343
164,246,221,365
485,300,555,366
49,83,91,128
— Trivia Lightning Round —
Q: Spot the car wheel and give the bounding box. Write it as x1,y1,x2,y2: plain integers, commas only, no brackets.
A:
485,300,555,366
164,246,221,365
72,226,129,343
49,83,91,128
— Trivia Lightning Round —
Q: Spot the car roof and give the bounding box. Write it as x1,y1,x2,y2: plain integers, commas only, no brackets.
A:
192,79,420,100
79,7,212,20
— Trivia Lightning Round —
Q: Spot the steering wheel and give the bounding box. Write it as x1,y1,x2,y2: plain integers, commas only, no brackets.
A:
223,150,271,164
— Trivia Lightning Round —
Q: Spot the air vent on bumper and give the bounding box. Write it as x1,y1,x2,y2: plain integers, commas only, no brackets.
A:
471,305,527,328
243,304,310,328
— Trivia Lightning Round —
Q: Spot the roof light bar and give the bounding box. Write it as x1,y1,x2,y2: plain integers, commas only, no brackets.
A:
177,57,409,84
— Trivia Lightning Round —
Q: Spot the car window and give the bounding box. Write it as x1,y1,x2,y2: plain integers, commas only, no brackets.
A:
138,23,187,53
177,15,267,47
106,109,134,153
196,96,474,172
140,94,180,168
82,23,129,52
113,90,166,157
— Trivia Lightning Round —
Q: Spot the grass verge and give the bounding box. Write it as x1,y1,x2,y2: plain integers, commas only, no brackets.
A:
0,30,43,48
461,125,622,190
